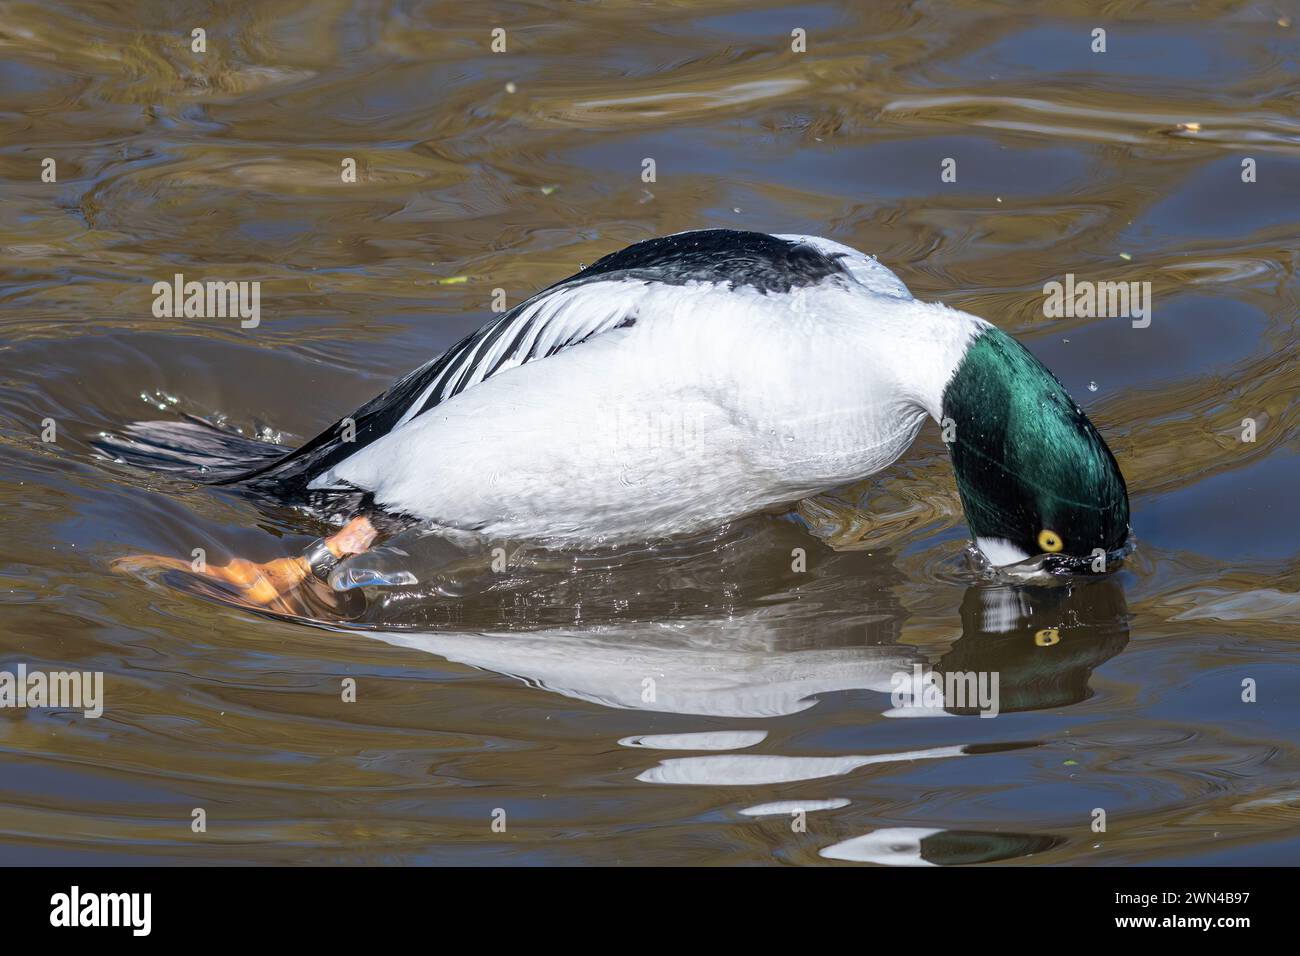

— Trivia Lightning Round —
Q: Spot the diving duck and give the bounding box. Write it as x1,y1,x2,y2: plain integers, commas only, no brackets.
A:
103,229,1130,608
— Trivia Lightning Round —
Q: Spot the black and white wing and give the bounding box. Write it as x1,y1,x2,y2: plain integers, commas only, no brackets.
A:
387,279,639,431
226,277,643,493
213,229,894,498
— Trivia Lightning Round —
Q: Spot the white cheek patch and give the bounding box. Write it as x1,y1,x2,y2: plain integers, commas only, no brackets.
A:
976,536,1032,567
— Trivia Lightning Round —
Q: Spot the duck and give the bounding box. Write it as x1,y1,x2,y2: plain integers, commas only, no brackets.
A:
102,229,1130,610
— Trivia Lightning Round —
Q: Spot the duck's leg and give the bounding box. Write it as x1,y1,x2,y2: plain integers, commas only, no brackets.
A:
114,515,378,613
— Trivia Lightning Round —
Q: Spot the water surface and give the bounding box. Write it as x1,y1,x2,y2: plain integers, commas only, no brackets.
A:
1,0,1298,865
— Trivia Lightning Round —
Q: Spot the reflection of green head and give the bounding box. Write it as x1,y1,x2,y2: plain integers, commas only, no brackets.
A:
919,829,1063,866
935,578,1129,714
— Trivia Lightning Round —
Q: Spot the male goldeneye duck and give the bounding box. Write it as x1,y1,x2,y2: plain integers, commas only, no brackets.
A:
103,229,1129,609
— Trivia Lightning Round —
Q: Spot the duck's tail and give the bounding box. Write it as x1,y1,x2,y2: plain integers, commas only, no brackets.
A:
92,412,401,526
94,349,454,506
92,417,292,485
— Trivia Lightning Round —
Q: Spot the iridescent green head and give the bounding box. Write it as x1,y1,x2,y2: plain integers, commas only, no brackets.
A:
941,327,1130,568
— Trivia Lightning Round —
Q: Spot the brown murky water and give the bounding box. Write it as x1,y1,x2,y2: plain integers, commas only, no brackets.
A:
1,1,1298,864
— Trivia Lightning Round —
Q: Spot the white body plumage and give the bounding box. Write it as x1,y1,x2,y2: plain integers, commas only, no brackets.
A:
310,235,988,543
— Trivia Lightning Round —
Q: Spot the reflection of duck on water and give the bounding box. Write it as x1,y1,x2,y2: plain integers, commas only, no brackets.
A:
100,229,1130,612
348,575,1124,820
821,827,1063,866
911,577,1130,716
351,573,1128,722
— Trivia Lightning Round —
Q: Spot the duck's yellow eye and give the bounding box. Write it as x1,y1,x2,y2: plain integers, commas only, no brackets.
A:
1037,529,1064,553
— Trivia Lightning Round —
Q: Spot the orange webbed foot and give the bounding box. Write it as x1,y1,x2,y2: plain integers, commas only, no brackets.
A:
113,515,379,616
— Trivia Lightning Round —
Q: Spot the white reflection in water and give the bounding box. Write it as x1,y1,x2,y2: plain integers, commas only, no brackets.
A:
822,826,1063,865
618,730,767,750
366,617,914,718
636,744,968,786
821,828,941,866
739,798,850,817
